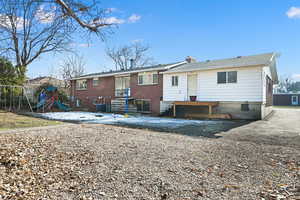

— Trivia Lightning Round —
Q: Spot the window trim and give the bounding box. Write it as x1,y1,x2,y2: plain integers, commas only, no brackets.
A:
92,78,100,87
227,71,237,83
217,71,237,84
137,72,159,86
76,79,87,90
217,72,227,84
171,76,179,87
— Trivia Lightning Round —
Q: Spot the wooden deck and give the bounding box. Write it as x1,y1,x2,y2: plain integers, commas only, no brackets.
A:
173,101,219,106
172,101,220,118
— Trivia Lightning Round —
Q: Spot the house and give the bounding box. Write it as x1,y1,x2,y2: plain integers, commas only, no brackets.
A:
273,93,300,106
70,62,186,115
26,76,65,87
161,53,279,120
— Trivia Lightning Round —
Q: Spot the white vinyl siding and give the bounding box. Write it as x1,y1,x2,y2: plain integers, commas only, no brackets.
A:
163,66,264,102
198,67,263,101
163,73,187,101
262,66,272,103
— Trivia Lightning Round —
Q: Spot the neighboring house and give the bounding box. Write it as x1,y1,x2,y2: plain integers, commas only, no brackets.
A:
162,53,279,120
273,93,300,106
26,76,65,87
24,76,66,102
70,62,186,115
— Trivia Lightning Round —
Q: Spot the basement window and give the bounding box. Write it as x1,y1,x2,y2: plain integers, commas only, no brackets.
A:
241,104,250,111
136,99,150,112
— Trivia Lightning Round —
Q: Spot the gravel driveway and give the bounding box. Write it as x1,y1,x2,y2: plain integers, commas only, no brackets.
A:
0,108,299,199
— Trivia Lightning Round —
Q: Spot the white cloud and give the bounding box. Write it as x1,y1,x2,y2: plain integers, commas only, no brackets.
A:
128,14,141,23
35,5,56,24
0,15,25,29
131,39,144,43
286,7,300,19
92,13,141,26
292,74,300,79
78,43,91,48
105,8,118,14
70,43,91,48
102,16,125,24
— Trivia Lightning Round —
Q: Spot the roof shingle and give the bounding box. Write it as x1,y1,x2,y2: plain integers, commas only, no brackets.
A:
164,53,276,74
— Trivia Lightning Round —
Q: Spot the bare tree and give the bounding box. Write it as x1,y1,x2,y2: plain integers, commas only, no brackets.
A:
106,42,154,70
0,0,114,82
60,55,85,88
277,76,300,93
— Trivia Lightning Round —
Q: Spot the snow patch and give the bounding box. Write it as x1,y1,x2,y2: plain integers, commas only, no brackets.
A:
38,112,226,128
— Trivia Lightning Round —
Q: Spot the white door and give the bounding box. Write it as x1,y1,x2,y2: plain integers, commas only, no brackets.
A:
115,76,130,97
291,95,298,105
187,74,197,97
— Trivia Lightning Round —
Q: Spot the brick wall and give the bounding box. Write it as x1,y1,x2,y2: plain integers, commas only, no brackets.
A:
70,71,164,115
130,72,163,115
70,76,115,110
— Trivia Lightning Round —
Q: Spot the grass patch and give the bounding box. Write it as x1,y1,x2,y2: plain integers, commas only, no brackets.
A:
0,110,63,131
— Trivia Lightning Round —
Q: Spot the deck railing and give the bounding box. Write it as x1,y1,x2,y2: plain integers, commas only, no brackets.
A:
115,88,131,97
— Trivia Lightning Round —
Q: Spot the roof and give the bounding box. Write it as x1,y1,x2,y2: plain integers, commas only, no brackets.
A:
163,52,279,84
72,61,186,80
26,76,63,84
25,76,65,87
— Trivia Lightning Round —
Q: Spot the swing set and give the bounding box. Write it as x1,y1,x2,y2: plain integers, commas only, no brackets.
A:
0,85,33,112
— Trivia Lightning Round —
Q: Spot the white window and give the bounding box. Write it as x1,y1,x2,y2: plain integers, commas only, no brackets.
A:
171,76,178,86
115,76,130,97
76,79,87,90
138,72,158,85
217,71,237,84
292,96,299,105
92,78,100,86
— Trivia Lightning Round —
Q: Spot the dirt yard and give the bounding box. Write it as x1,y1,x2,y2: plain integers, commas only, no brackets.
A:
0,108,299,199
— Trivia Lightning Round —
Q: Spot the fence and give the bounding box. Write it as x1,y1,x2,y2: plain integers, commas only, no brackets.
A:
0,85,33,112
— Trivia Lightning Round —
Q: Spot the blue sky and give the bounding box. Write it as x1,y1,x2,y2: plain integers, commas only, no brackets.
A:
28,0,300,80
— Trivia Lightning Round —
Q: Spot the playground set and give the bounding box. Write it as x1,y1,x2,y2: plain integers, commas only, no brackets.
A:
1,84,132,115
0,85,70,113
36,85,70,112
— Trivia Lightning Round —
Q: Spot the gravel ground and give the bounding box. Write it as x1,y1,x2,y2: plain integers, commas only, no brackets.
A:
0,109,299,200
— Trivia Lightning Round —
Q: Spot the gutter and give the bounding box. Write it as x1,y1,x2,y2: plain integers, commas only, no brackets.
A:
71,61,186,81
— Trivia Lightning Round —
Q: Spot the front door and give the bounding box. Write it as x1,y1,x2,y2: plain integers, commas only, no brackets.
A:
187,74,197,98
291,95,298,105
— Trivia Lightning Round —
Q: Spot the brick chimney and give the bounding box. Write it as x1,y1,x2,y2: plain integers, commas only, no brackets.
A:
185,56,196,63
130,59,135,69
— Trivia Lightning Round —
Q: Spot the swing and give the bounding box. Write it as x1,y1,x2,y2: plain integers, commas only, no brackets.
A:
0,87,2,110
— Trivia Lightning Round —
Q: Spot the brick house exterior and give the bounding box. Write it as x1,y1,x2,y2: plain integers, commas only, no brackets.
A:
129,72,164,115
70,62,185,115
70,76,115,111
